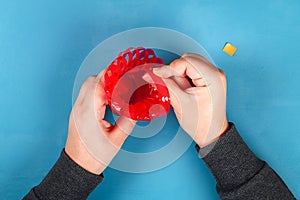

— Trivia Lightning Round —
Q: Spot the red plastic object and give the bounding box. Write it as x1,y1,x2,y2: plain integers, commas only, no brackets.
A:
104,47,170,121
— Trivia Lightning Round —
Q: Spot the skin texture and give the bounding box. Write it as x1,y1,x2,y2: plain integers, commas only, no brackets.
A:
153,53,229,148
65,73,136,175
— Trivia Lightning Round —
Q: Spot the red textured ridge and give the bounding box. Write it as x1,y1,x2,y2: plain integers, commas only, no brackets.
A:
104,47,170,121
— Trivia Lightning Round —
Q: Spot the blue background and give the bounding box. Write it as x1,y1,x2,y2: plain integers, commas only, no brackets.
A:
0,0,299,199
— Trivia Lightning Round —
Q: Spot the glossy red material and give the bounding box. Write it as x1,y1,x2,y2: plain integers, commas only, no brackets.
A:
104,47,170,121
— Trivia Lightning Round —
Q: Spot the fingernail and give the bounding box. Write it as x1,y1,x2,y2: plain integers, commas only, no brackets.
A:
153,68,160,76
153,67,166,77
142,73,155,84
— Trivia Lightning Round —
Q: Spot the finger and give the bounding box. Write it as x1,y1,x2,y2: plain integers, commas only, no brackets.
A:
171,71,206,89
93,75,107,120
182,52,198,58
142,72,155,84
100,119,113,130
142,71,187,100
154,56,220,87
142,71,187,112
191,77,207,87
182,52,205,60
179,56,221,85
96,69,106,83
110,116,136,145
170,58,206,80
160,78,187,110
75,76,97,105
153,65,174,78
111,116,136,136
181,53,212,66
218,68,227,92
172,76,192,90
153,60,202,83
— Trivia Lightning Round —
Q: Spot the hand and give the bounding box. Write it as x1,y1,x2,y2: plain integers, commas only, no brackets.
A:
153,53,229,148
65,72,136,175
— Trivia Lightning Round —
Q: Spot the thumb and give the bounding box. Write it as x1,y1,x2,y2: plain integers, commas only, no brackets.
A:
153,65,175,78
110,116,136,146
152,66,187,107
159,77,187,111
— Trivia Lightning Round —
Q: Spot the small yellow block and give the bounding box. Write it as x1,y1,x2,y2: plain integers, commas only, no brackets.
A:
223,42,237,56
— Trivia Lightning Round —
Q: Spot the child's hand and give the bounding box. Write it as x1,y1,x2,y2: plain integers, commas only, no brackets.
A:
65,72,135,174
153,53,228,148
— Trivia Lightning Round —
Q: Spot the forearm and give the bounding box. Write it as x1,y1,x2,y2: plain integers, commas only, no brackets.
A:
23,149,103,200
197,123,295,199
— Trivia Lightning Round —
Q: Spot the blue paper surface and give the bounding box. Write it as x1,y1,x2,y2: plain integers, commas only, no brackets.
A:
0,0,299,199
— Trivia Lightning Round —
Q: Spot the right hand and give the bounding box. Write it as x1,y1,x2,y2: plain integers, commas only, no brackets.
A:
153,53,229,148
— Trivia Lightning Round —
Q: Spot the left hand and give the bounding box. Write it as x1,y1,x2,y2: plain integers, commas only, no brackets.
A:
65,72,136,175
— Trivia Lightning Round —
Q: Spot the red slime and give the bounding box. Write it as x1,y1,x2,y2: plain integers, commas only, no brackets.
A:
104,47,170,121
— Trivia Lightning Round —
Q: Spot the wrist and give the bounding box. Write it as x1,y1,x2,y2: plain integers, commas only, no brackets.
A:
65,134,106,175
196,119,229,148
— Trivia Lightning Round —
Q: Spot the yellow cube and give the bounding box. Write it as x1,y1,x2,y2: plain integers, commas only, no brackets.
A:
223,42,237,56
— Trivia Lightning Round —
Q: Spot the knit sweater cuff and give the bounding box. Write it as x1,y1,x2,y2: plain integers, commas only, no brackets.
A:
196,123,264,191
30,149,103,200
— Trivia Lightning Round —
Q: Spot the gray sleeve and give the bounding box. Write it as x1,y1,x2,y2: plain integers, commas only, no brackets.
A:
23,149,103,200
197,123,295,200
